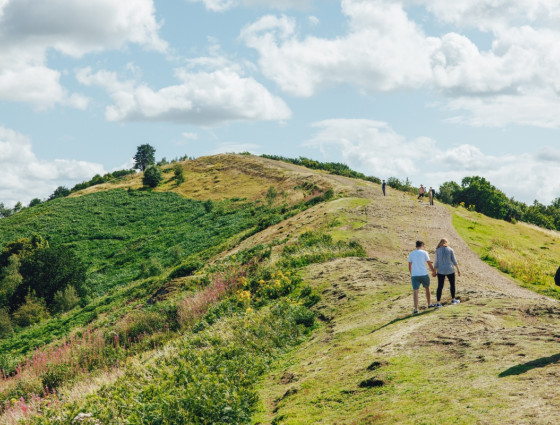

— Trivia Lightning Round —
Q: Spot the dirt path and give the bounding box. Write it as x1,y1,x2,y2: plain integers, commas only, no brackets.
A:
255,176,560,425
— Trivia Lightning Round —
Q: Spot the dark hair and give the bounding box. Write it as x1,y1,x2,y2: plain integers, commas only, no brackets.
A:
416,240,424,248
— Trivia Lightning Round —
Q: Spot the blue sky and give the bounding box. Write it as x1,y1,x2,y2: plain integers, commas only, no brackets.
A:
1,0,560,207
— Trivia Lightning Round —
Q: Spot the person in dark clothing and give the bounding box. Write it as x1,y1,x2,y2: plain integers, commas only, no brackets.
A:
555,266,560,286
382,180,387,196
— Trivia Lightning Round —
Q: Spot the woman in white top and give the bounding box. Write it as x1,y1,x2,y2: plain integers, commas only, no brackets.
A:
433,238,461,307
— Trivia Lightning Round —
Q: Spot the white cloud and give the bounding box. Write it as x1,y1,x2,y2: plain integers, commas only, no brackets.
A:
304,119,436,177
408,0,560,32
76,66,291,125
240,3,438,96
240,0,560,128
0,0,166,108
0,126,105,206
304,119,560,204
187,0,314,12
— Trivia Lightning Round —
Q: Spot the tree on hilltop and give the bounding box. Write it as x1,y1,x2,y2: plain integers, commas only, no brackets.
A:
134,144,156,172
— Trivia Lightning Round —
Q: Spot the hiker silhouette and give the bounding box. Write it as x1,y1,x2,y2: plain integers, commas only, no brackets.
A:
555,266,560,286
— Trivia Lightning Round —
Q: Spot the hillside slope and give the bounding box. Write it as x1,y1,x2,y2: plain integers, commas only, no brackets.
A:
1,154,559,424
253,182,560,424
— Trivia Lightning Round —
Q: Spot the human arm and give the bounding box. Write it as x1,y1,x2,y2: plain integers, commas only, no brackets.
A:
408,262,412,275
451,249,461,276
427,260,435,274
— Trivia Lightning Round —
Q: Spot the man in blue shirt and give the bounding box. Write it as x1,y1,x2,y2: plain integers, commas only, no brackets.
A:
408,240,436,314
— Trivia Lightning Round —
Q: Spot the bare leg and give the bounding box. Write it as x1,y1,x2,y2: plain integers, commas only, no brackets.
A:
413,289,419,310
425,286,431,305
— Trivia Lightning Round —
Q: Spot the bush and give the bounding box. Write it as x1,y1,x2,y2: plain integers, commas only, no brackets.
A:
12,294,49,327
52,286,80,313
42,364,70,391
0,308,13,338
174,164,185,185
143,166,163,188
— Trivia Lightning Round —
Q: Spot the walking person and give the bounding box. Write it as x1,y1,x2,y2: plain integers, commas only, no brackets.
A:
428,187,434,205
382,179,387,196
418,184,426,200
433,238,461,307
408,240,436,314
555,265,560,286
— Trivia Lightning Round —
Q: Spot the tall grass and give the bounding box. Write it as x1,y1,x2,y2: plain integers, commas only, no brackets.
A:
452,209,560,298
483,238,551,286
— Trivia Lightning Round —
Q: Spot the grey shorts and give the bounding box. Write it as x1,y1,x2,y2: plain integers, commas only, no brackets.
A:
411,275,430,290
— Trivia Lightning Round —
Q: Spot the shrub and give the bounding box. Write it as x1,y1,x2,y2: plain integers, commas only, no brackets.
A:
0,254,22,306
41,364,70,391
0,308,13,338
142,166,163,188
174,164,185,185
52,286,80,313
12,294,49,327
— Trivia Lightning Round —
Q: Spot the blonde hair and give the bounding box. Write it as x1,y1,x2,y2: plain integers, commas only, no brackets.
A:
436,238,448,250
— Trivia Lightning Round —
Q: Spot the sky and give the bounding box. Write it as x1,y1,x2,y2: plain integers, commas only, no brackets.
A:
1,0,560,207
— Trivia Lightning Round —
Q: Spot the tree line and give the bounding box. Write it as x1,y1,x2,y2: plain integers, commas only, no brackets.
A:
438,176,560,230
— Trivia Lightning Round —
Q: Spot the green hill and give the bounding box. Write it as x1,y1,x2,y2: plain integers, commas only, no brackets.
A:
0,154,559,424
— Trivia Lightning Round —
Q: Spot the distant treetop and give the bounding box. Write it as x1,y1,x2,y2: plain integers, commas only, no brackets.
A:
134,144,156,172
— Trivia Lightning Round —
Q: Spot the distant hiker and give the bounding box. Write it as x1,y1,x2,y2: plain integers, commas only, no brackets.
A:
433,238,461,307
555,266,560,286
382,180,387,196
408,240,436,314
418,184,425,200
428,187,434,205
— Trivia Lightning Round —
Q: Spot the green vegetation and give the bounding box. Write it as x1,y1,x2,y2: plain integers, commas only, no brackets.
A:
173,163,185,185
133,143,156,172
2,224,364,424
452,206,560,298
142,165,163,188
69,169,136,194
386,176,415,193
2,153,560,424
439,176,560,230
0,154,367,423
